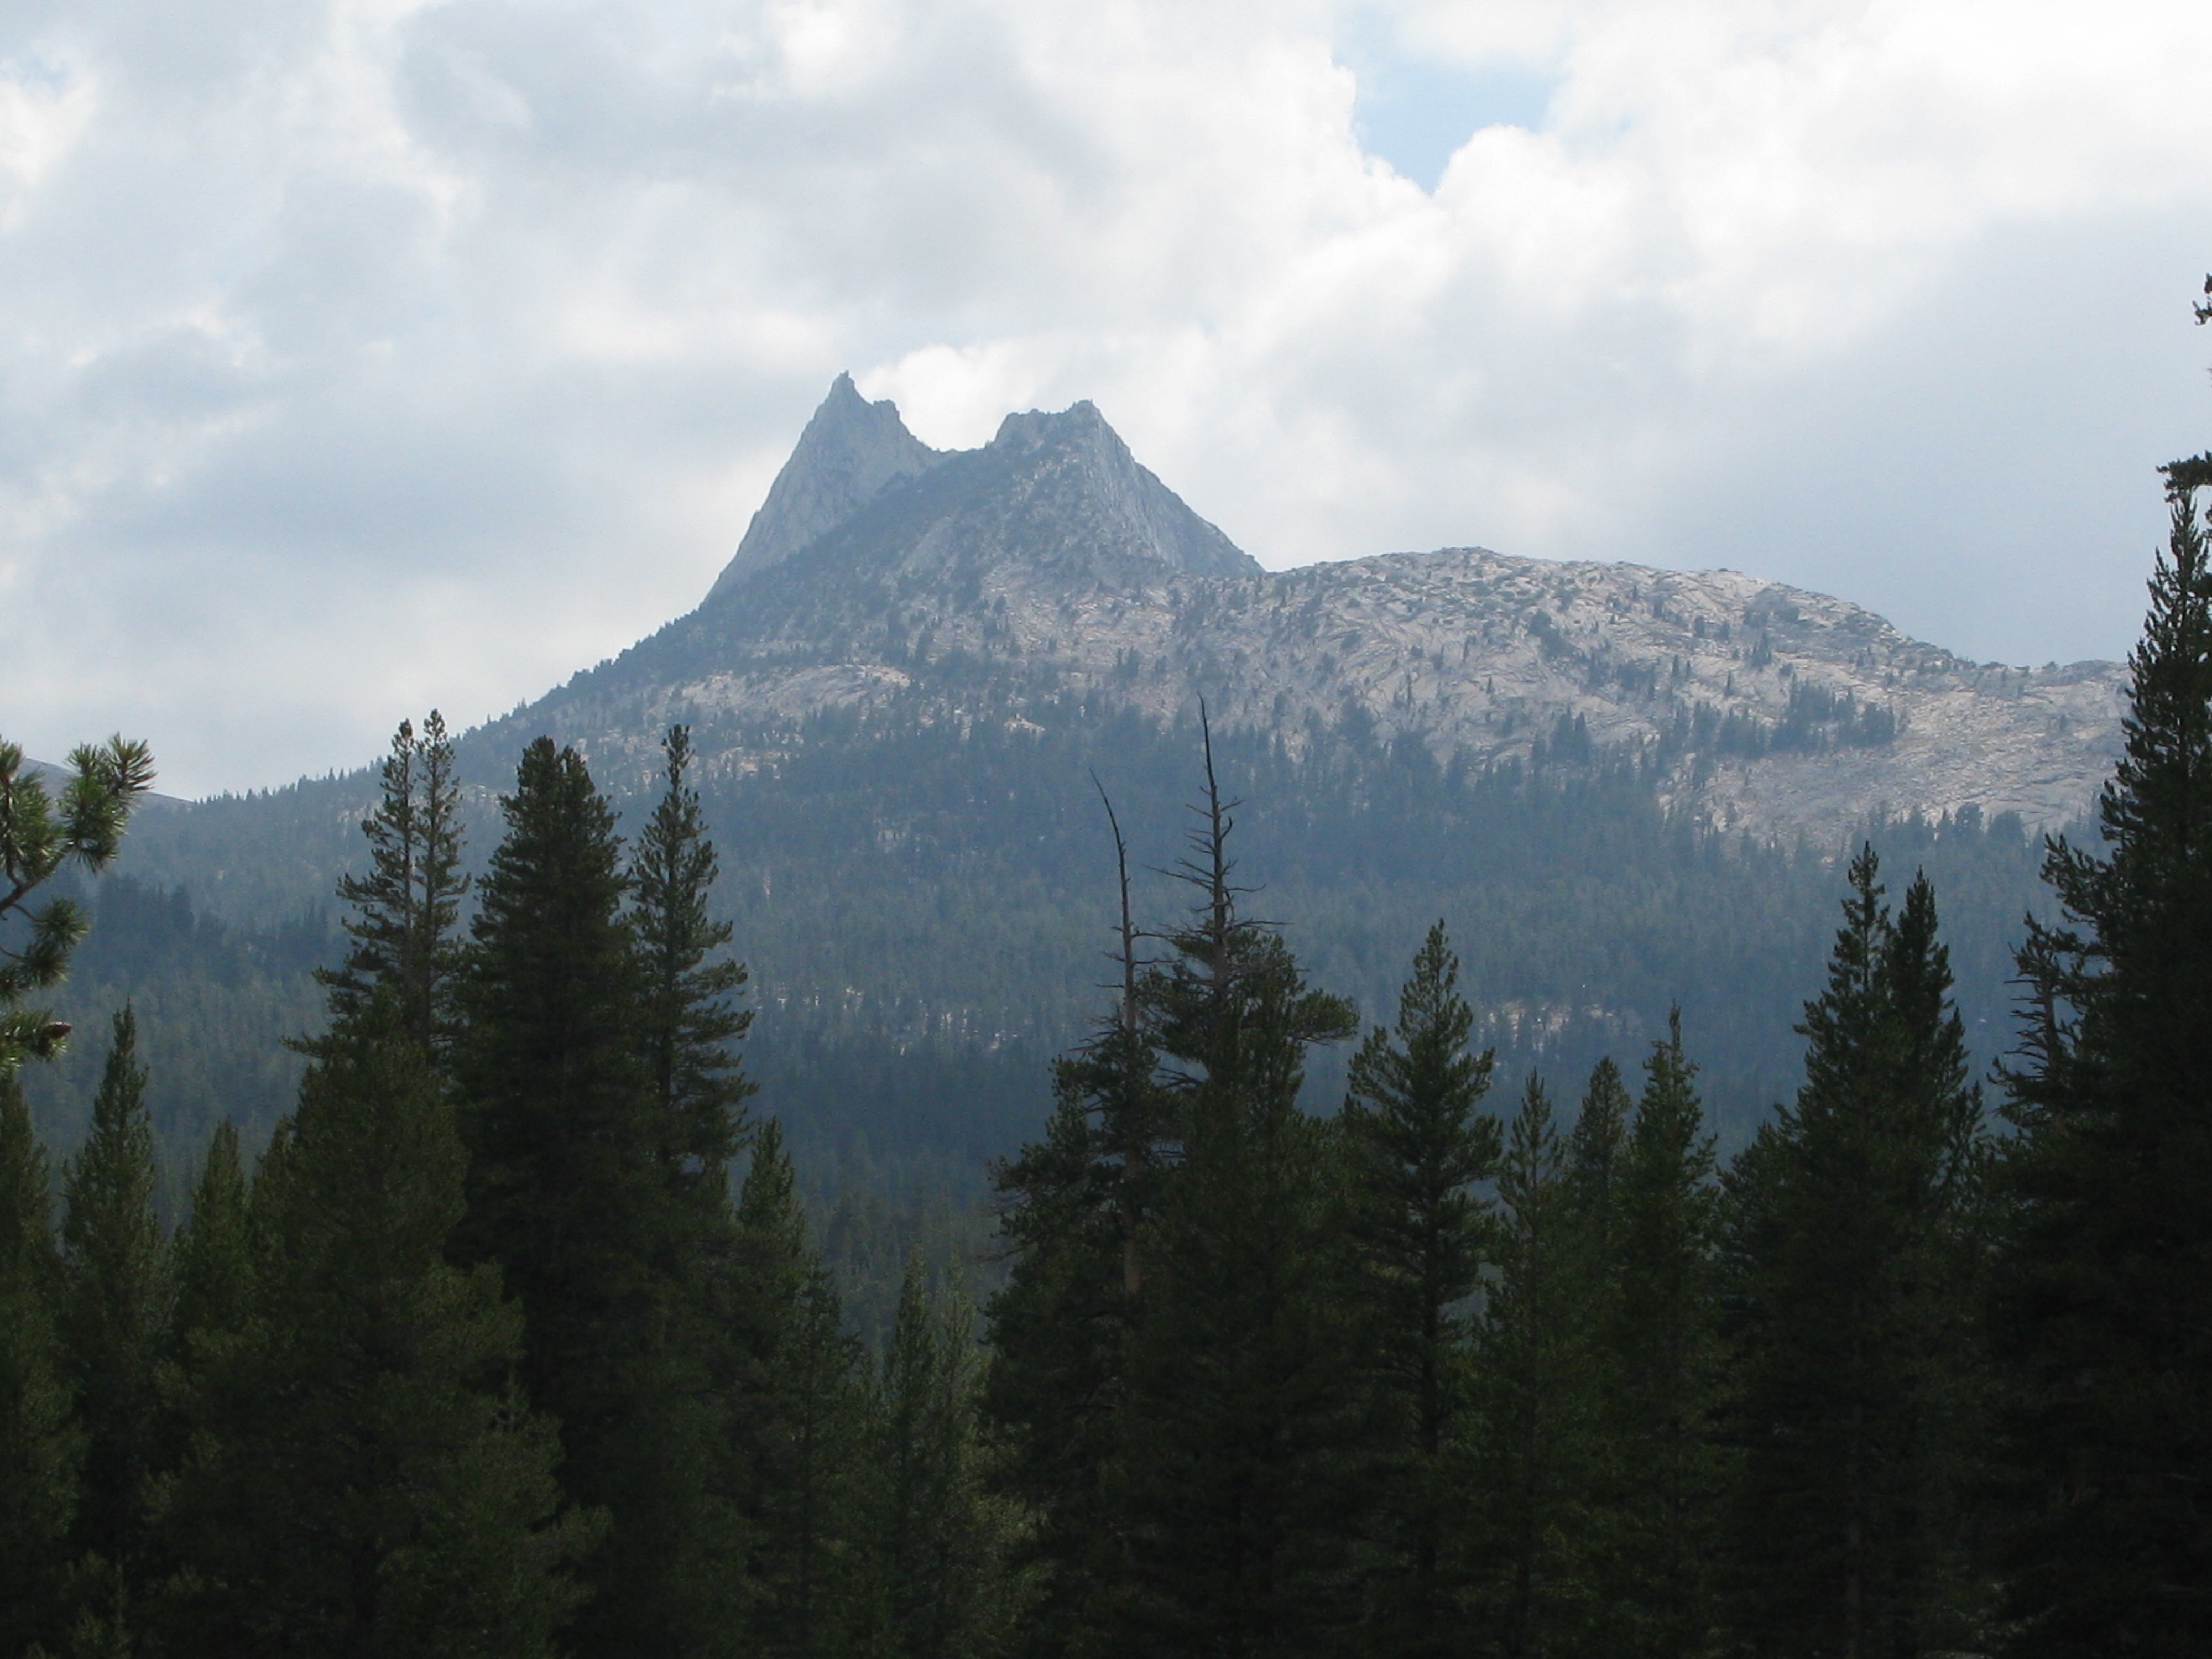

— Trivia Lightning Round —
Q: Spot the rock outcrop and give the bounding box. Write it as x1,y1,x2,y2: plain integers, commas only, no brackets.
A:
708,373,943,598
708,379,1254,602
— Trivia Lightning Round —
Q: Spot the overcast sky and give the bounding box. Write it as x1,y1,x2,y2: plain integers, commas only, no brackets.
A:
6,0,2210,797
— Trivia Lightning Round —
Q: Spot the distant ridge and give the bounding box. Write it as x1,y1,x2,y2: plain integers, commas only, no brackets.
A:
499,379,2125,839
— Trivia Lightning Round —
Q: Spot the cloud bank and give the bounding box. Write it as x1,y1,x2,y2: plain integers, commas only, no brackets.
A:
4,0,2209,794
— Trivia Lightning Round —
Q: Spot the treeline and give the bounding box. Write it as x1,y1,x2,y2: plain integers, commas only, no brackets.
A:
2,719,1026,1658
34,700,2058,1234
984,747,1986,1656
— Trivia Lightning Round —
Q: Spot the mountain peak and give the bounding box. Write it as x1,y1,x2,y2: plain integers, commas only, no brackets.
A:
988,399,1108,453
709,374,941,600
972,399,1259,583
708,387,1259,606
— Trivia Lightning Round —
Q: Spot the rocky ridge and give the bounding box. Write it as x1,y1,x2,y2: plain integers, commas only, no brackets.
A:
530,381,2125,838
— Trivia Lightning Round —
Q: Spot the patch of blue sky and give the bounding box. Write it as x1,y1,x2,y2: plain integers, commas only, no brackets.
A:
1336,9,1566,195
1349,49,1557,191
5,50,79,89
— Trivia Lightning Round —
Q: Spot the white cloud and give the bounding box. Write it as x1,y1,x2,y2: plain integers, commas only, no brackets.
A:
2,0,2208,794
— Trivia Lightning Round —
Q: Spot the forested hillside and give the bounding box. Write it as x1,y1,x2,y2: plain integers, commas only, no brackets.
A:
28,696,2056,1185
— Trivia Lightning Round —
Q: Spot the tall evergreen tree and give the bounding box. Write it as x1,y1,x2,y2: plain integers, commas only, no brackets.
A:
0,1069,79,1657
1723,851,1990,1656
734,1119,874,1658
1341,921,1499,1652
1105,719,1363,1657
632,724,755,1208
983,1081,1130,1658
1078,778,1173,1308
625,723,766,1656
160,1118,257,1591
985,781,1166,1656
56,1006,171,1650
316,713,468,1061
457,736,709,1657
1608,1011,1725,1659
1564,1058,1631,1235
1558,1057,1635,1632
163,1010,594,1659
169,1122,252,1372
1466,1072,1617,1659
870,1251,1032,1659
158,1119,259,1637
1992,446,2212,1653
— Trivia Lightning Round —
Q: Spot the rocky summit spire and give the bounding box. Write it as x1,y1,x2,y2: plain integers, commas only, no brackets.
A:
978,401,1258,582
708,374,941,601
707,384,1258,607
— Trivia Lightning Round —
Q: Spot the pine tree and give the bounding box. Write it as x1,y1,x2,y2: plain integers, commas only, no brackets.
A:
632,724,755,1211
1341,921,1499,1652
1079,778,1172,1308
983,1083,1129,1658
733,1119,873,1658
163,1010,595,1659
1879,866,1995,1640
1,735,154,1071
169,1122,252,1369
984,781,1165,1655
1105,719,1363,1657
870,1251,1032,1659
159,1118,257,1599
1465,1072,1618,1658
0,1069,79,1657
457,736,702,1657
1608,1011,1725,1659
316,713,467,1060
624,724,764,1658
1563,1058,1631,1233
1992,453,2212,1653
1722,850,1991,1655
358,712,467,1038
56,1006,172,1650
1557,1057,1634,1634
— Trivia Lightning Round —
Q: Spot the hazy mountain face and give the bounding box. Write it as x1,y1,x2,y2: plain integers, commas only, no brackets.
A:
518,379,2124,839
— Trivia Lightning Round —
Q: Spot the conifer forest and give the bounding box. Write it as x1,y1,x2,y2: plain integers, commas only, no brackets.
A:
6,441,2212,1659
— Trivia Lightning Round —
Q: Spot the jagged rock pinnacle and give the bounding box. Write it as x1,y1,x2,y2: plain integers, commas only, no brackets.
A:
709,374,941,600
708,382,1258,604
978,401,1258,582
